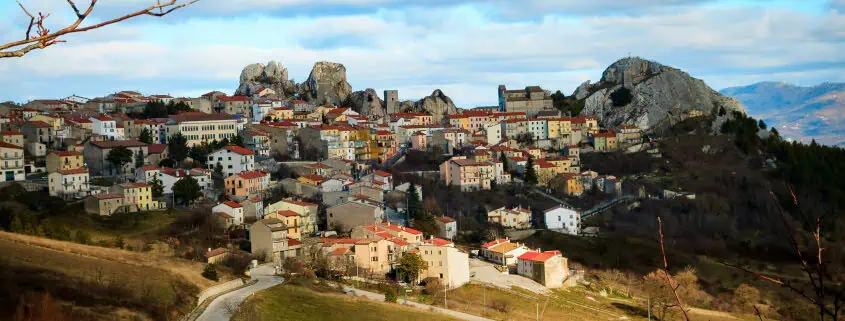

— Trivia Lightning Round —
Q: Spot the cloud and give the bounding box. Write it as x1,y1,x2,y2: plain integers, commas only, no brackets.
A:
1,1,843,108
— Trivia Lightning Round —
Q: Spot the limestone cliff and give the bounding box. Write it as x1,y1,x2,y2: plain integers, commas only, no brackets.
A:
234,61,297,98
301,61,353,106
347,88,385,116
577,57,745,130
400,89,458,121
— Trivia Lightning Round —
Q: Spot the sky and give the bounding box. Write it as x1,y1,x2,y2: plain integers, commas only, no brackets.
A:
0,0,843,107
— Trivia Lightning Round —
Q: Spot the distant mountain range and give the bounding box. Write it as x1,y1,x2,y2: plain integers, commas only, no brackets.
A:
720,82,845,147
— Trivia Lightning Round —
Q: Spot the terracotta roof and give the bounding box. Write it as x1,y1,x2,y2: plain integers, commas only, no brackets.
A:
594,131,616,138
205,248,228,258
300,174,327,183
487,242,519,254
0,131,23,135
329,247,350,255
222,200,242,208
436,216,456,224
51,151,81,157
379,222,422,235
119,182,149,189
28,121,52,128
217,95,251,102
518,250,560,262
481,239,509,249
216,212,233,219
422,238,453,246
89,140,147,149
235,171,267,180
276,210,299,217
56,168,88,175
91,116,113,121
223,145,255,155
287,238,303,246
320,238,361,246
148,144,167,154
282,199,318,207
140,165,159,171
169,112,233,123
373,170,392,177
305,163,332,169
0,141,25,149
389,237,410,246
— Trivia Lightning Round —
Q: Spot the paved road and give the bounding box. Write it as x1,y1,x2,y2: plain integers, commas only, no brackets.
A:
196,264,283,321
468,259,549,294
341,286,493,321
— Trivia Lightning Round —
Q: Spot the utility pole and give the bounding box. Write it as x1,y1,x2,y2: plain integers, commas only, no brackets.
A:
647,296,651,321
536,301,539,321
483,286,486,316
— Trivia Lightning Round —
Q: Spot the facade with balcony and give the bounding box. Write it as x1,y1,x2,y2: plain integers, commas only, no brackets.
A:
48,168,90,200
0,142,25,182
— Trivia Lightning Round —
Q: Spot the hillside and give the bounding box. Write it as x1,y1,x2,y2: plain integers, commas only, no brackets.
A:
720,82,845,147
0,231,214,320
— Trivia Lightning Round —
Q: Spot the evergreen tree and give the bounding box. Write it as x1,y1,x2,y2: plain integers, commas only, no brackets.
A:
406,183,423,220
134,149,145,168
524,156,538,185
106,146,134,177
202,264,219,281
173,176,201,206
150,175,164,197
758,119,767,130
9,214,23,233
231,135,245,148
168,133,189,163
143,101,168,118
213,162,224,180
138,128,153,144
500,152,509,172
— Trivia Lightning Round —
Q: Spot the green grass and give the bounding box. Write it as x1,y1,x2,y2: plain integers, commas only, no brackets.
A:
46,203,181,241
235,284,462,321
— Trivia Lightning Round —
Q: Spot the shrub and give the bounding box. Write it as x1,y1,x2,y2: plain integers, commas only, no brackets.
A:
384,287,398,303
610,87,633,107
114,236,125,249
202,264,219,281
490,299,512,313
74,230,91,245
732,283,760,312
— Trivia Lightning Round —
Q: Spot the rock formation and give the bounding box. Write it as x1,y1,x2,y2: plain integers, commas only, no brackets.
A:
400,89,458,121
301,61,353,106
577,57,745,130
347,88,385,116
234,61,297,97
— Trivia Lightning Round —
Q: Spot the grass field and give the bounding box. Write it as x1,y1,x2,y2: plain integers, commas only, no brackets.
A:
0,231,218,321
47,203,180,241
235,284,462,321
441,283,757,321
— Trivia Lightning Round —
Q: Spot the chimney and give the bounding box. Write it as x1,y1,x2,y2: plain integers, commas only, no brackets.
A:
207,248,211,253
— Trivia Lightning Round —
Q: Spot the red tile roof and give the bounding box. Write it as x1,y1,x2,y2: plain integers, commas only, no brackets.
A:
92,116,113,121
282,199,318,207
169,112,233,123
300,174,327,183
389,237,410,246
140,165,159,171
93,193,123,200
373,170,392,177
481,239,510,249
594,131,616,138
217,95,251,102
90,140,147,149
205,248,228,258
236,171,267,180
223,145,255,155
518,250,560,262
436,216,456,224
287,238,303,246
422,238,453,246
329,247,350,255
223,201,242,208
148,144,167,154
379,222,422,235
56,168,88,175
0,141,24,149
276,210,299,217
29,121,52,128
0,131,23,135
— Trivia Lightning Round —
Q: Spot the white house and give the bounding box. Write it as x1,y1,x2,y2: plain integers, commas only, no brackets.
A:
483,122,502,145
418,239,470,288
158,167,211,194
207,145,256,177
480,238,531,266
435,216,457,240
212,201,245,226
543,205,580,235
527,118,548,141
48,168,90,200
90,115,121,140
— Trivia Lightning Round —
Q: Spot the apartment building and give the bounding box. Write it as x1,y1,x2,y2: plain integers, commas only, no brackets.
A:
0,131,24,147
439,156,495,191
48,168,90,200
265,199,319,236
487,205,532,229
544,205,580,235
418,239,470,288
250,218,301,263
91,115,121,140
207,145,256,177
224,170,269,199
46,151,84,173
0,142,25,182
212,201,245,226
166,112,237,147
214,95,251,115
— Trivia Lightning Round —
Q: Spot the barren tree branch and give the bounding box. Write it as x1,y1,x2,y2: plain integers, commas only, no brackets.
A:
1,0,197,56
657,217,690,321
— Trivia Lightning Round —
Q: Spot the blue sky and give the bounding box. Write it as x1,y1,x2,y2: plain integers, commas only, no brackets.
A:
1,0,843,107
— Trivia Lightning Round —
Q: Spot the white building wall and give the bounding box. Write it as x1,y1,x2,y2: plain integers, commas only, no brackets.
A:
208,149,255,177
544,207,580,235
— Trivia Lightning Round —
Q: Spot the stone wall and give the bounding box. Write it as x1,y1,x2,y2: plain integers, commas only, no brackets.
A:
196,278,245,306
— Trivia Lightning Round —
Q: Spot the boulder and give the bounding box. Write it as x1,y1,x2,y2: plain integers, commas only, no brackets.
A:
234,61,297,97
347,89,385,116
300,61,353,106
400,89,457,121
579,57,745,130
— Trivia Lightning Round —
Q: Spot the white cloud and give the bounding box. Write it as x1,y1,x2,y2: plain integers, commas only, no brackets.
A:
1,1,843,107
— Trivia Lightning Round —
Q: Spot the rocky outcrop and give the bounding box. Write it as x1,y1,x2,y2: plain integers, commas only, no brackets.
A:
399,89,458,121
301,61,352,106
235,61,297,97
347,89,385,116
577,57,745,130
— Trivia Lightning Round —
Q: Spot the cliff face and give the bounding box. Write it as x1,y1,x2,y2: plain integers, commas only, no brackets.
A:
399,89,458,121
301,61,353,106
234,61,297,98
578,58,745,130
347,88,385,116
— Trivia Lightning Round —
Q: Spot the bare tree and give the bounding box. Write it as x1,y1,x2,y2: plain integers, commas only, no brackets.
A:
723,187,844,321
2,0,199,58
657,216,691,321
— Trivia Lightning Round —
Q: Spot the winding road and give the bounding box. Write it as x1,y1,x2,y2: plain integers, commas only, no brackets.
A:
196,264,284,321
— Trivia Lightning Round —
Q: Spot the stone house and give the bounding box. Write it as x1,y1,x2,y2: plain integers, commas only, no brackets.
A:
417,238,470,288
84,193,127,216
83,140,148,176
487,205,532,229
327,201,384,233
517,250,568,288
